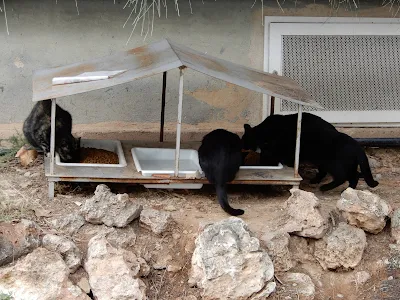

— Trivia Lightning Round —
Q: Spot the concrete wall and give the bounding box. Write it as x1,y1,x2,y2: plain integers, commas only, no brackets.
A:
0,0,262,125
0,0,394,139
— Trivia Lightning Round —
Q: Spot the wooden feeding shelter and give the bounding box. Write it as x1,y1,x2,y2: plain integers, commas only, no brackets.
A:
32,39,322,199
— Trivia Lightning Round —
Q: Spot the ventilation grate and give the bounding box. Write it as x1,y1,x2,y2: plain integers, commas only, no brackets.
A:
281,35,400,112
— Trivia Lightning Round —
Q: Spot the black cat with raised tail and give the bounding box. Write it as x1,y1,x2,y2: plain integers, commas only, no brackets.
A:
23,100,81,163
198,129,244,216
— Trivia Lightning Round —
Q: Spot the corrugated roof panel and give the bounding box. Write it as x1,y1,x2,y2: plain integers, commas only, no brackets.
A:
32,39,182,101
169,40,321,108
32,39,320,109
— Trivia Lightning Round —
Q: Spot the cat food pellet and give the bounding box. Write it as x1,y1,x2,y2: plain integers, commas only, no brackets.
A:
243,150,260,166
79,147,119,164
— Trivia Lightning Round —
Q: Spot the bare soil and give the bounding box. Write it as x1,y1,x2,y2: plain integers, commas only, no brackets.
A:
1,146,400,299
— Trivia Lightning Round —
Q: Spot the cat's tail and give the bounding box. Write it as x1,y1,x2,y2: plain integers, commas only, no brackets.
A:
215,184,245,216
357,150,379,188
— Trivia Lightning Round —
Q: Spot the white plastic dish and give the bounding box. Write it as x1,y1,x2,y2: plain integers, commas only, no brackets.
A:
240,163,283,170
55,139,127,168
131,147,203,189
131,147,202,177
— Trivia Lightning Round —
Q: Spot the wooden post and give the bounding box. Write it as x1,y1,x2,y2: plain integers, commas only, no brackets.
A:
270,96,275,115
49,98,57,200
175,67,185,177
160,71,167,142
294,104,303,178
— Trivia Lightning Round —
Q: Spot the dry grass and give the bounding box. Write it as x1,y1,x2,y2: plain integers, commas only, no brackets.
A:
0,178,36,222
0,132,28,166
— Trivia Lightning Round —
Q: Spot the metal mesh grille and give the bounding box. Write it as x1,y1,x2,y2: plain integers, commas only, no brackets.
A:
281,35,400,112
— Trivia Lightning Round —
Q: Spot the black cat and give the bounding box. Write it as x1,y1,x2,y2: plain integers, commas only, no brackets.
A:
242,113,379,191
23,100,80,162
198,129,244,216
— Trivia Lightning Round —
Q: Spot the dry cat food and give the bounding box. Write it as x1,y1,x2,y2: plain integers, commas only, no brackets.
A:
242,150,260,166
79,147,119,164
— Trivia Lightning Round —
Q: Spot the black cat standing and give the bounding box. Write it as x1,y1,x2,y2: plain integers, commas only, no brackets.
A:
242,113,379,191
198,129,244,216
23,100,80,163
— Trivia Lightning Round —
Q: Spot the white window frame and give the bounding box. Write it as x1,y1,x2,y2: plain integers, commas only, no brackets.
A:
263,17,400,127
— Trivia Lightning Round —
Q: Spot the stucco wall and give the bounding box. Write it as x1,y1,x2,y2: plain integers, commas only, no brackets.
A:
0,0,263,126
0,0,394,139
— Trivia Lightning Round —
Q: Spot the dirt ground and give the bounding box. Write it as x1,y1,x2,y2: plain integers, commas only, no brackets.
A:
1,146,400,300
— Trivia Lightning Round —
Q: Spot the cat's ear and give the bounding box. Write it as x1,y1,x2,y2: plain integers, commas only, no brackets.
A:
244,124,252,131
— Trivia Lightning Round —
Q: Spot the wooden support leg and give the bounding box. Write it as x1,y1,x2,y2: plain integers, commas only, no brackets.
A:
174,67,185,177
294,104,303,178
160,71,167,142
48,181,55,200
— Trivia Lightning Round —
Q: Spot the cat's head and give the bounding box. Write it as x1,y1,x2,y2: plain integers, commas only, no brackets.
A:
241,124,258,151
57,135,81,163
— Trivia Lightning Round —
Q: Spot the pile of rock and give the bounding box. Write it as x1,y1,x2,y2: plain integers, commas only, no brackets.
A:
0,183,396,300
0,184,175,300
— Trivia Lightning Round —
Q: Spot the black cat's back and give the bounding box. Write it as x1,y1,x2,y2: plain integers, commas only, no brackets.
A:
23,100,79,162
242,112,379,191
198,129,244,216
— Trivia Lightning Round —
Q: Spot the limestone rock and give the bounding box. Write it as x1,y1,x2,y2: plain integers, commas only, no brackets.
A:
50,213,86,236
391,208,400,243
289,236,316,263
189,217,274,299
277,273,315,300
261,231,294,272
42,234,82,273
104,226,137,249
338,188,392,234
140,208,172,235
251,282,276,299
80,184,142,227
314,222,367,270
0,248,90,300
283,189,329,239
85,234,147,300
0,219,41,266
354,271,371,285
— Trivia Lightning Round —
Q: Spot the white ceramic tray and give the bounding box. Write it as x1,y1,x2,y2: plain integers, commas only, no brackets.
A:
56,139,127,168
131,147,203,189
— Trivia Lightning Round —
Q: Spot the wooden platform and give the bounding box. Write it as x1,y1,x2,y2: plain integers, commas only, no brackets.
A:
45,140,302,186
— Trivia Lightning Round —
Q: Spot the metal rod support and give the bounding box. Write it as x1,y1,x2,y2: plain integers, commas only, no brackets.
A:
160,71,167,142
175,68,185,177
270,96,275,116
294,104,303,178
50,99,56,175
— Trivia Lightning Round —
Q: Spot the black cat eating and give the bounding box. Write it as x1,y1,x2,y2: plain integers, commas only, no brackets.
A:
23,100,80,163
242,113,379,191
198,129,244,216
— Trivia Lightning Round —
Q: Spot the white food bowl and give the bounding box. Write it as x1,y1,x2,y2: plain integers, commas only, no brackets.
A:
131,147,203,189
56,139,127,168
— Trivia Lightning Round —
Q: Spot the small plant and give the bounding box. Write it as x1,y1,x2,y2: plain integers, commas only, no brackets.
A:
0,131,28,164
0,293,13,300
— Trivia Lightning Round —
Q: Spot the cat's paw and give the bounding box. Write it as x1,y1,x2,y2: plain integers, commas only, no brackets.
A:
370,180,379,188
319,184,332,192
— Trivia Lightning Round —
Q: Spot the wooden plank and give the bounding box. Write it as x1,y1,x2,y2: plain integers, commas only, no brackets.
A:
45,140,302,185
